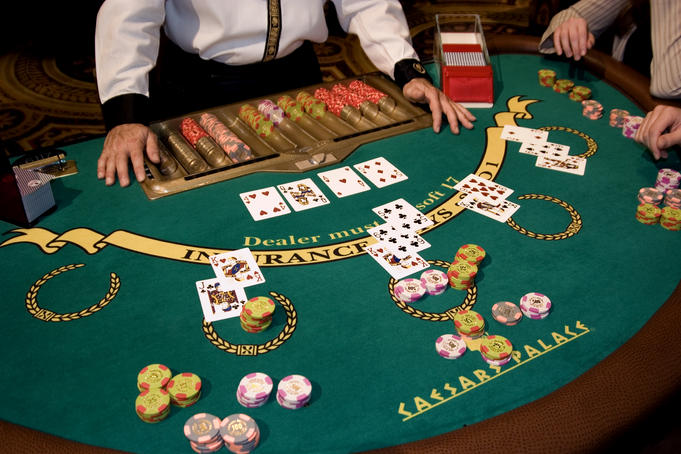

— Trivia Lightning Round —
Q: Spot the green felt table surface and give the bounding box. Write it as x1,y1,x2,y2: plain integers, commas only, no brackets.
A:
1,54,680,454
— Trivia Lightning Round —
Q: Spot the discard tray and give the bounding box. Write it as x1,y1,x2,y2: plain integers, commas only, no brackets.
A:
140,73,431,200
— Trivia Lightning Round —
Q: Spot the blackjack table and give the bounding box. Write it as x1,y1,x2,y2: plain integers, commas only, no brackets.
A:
2,35,681,454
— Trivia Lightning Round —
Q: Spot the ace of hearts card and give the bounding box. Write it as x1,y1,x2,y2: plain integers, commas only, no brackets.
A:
317,166,371,198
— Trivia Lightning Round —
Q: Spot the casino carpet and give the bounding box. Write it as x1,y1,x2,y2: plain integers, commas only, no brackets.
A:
1,2,681,453
0,0,531,155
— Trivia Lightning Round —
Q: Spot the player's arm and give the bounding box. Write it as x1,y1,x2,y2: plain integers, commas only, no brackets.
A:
538,0,627,60
634,105,681,160
95,0,165,186
331,0,475,133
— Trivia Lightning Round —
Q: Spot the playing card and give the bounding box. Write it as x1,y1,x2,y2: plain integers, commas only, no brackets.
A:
454,174,513,202
195,277,247,322
535,155,587,176
317,166,370,198
519,141,570,158
367,223,430,253
277,178,330,211
209,248,265,288
457,193,520,223
501,125,549,143
372,198,434,232
353,157,408,188
364,243,430,279
240,186,291,221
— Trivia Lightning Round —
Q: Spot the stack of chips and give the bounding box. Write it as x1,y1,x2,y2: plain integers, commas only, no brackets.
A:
455,244,486,265
622,115,644,138
655,168,681,192
238,104,274,137
257,99,286,125
348,79,387,104
537,69,556,87
660,206,681,231
394,277,426,303
609,108,629,128
313,87,346,117
295,91,327,119
582,100,603,120
636,203,662,225
184,413,224,453
447,261,478,290
638,187,665,206
331,83,365,109
198,113,253,163
240,296,275,333
519,292,552,319
135,388,171,423
236,372,273,408
553,79,574,93
569,85,591,101
277,95,307,121
453,310,486,339
179,117,229,167
664,189,681,209
220,414,260,453
276,374,312,410
435,334,467,360
167,372,202,408
135,363,173,423
420,269,448,296
480,335,513,366
137,363,172,392
491,301,523,326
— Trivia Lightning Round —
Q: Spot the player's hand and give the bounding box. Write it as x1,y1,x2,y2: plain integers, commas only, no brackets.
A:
97,123,161,187
402,78,476,134
553,17,595,61
634,105,681,160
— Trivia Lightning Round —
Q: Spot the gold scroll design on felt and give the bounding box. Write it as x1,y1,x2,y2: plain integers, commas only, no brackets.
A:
388,260,477,320
25,264,120,322
0,96,581,265
202,291,296,356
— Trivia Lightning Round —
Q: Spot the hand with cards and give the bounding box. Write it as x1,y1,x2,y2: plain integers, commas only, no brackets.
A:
195,248,267,322
455,174,520,223
501,125,586,176
365,198,433,279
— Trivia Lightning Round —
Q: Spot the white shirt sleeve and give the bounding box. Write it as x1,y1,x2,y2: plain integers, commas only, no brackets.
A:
331,0,419,78
95,0,166,103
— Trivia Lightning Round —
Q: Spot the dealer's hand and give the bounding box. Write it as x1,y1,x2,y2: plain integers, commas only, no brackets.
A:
97,124,161,187
553,17,595,61
402,78,476,134
635,105,681,160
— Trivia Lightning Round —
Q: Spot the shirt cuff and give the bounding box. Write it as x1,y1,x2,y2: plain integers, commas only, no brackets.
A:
392,59,432,89
101,94,151,131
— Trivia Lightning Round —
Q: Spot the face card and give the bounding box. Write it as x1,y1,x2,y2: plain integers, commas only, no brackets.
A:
277,178,330,212
372,198,434,232
367,223,430,253
195,277,247,322
209,248,265,287
364,243,430,280
501,125,549,143
519,141,570,158
457,193,520,223
454,174,513,202
240,187,291,221
317,166,370,198
353,157,408,188
535,155,586,176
